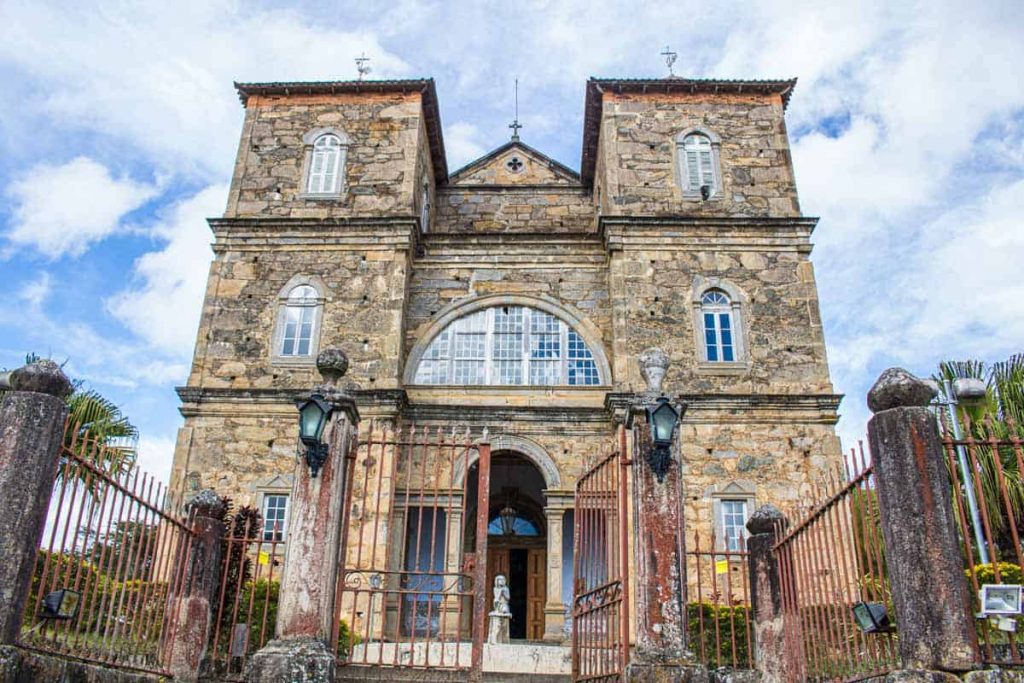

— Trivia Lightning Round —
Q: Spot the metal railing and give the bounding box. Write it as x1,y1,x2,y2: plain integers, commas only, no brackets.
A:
19,422,195,675
940,415,1024,665
685,531,753,670
773,445,899,682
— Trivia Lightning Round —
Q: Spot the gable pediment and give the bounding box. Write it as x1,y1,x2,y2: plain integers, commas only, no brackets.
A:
448,141,580,186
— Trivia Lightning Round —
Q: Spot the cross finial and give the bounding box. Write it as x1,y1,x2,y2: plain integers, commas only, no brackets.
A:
660,46,678,77
355,53,372,81
509,78,522,142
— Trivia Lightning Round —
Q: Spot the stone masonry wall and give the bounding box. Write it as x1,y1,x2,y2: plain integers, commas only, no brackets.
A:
225,92,426,219
597,92,800,217
434,187,595,233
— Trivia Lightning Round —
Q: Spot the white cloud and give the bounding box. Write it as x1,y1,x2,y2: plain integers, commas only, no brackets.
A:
445,122,487,170
18,271,51,309
4,157,157,257
106,184,227,357
136,434,175,485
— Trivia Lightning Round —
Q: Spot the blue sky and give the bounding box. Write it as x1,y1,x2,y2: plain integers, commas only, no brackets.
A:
1,0,1022,480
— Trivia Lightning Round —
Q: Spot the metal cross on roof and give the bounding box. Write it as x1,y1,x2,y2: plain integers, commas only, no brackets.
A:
355,53,371,81
509,78,522,142
660,46,678,77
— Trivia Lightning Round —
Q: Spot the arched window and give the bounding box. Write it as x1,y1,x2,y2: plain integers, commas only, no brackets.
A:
419,178,431,233
413,306,602,386
273,279,325,363
677,130,721,199
305,133,346,195
700,289,735,362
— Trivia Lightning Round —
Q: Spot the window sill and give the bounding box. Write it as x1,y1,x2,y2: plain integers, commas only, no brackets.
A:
695,361,749,376
298,192,346,201
271,356,317,368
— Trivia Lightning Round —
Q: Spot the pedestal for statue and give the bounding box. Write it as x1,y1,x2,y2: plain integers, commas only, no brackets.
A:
488,612,511,644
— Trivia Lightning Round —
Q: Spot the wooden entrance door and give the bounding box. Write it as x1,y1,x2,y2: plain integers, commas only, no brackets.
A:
526,548,547,640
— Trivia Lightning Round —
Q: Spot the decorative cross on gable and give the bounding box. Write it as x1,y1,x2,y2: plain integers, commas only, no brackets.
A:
509,120,523,142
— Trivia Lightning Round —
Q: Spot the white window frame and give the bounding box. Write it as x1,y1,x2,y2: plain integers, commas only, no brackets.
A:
261,493,290,542
719,499,749,552
300,128,350,199
271,276,326,366
420,177,432,233
413,306,602,386
708,482,756,553
691,278,748,372
675,127,722,200
701,290,736,363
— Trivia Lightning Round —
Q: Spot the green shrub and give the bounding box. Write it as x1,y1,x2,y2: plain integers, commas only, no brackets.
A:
686,602,752,668
969,562,1024,587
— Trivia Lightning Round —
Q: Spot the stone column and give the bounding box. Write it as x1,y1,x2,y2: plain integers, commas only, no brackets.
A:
247,349,359,683
0,360,72,645
164,490,228,681
866,367,978,672
625,348,698,681
745,504,802,683
543,506,566,642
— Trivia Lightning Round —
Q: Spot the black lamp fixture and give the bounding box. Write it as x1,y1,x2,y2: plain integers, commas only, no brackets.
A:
851,601,892,633
294,392,334,477
498,484,518,536
645,396,680,483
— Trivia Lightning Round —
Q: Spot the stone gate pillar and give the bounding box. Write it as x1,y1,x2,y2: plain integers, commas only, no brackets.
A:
866,368,977,672
624,348,696,681
247,349,359,683
0,360,72,645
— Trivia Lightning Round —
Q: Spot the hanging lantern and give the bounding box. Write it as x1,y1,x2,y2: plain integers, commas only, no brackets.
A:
499,503,518,536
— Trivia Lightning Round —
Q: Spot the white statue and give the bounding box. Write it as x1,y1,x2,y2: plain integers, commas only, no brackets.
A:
491,574,511,615
487,574,511,644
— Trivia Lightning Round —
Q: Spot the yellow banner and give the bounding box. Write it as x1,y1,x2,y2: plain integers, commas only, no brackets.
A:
258,551,269,566
715,559,729,575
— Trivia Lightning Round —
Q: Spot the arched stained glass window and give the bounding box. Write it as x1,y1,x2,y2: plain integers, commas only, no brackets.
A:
700,289,735,362
413,306,602,386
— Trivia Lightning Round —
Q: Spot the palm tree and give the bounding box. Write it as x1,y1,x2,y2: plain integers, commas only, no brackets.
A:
933,354,1024,558
1,353,138,479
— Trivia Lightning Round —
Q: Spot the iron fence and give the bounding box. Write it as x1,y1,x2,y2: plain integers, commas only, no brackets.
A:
773,444,899,682
572,426,629,683
685,531,753,670
19,421,195,676
940,415,1024,665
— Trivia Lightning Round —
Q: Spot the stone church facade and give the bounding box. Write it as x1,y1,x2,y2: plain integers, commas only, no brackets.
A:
169,76,843,643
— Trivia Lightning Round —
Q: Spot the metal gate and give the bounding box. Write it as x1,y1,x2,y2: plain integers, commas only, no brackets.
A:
572,426,630,682
334,422,490,674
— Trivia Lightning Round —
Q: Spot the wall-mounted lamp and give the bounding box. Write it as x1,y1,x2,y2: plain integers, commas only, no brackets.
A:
645,396,680,483
294,392,334,477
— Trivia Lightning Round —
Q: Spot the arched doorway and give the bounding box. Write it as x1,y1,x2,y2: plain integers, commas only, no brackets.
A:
466,450,548,640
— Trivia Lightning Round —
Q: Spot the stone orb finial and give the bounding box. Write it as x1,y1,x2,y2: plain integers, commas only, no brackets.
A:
316,348,349,387
867,367,936,413
9,359,73,399
746,504,787,535
186,488,227,517
638,347,670,394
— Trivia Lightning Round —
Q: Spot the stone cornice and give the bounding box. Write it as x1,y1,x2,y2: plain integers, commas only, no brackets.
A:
176,386,408,417
207,217,419,251
599,215,819,252
604,391,843,424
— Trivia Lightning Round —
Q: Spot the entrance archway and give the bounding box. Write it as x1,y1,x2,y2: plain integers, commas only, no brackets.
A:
464,450,549,640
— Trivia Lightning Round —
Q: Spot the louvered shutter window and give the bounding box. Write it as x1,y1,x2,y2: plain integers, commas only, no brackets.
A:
681,133,716,194
307,134,343,194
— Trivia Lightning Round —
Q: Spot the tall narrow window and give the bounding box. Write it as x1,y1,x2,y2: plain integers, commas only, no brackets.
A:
720,499,748,552
420,179,431,233
701,289,735,362
677,130,721,199
262,494,289,542
280,285,319,357
306,134,344,195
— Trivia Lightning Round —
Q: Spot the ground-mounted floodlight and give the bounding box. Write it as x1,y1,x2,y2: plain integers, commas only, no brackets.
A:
40,589,81,620
980,584,1023,616
852,601,892,633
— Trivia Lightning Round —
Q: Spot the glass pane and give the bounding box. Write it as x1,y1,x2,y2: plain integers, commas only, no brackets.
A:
453,360,484,384
529,360,559,385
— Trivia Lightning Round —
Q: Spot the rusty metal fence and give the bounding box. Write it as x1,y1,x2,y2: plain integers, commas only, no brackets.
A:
335,423,488,673
685,531,753,670
940,415,1024,665
572,426,629,683
19,422,195,676
773,445,899,682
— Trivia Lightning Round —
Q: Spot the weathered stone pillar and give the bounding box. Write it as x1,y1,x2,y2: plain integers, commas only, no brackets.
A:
543,506,566,642
164,490,227,682
746,504,802,683
247,349,359,683
0,360,72,645
624,348,699,681
866,367,978,672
